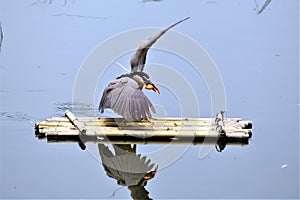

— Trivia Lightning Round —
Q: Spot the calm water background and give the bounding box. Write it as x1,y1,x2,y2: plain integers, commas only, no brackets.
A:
0,0,299,199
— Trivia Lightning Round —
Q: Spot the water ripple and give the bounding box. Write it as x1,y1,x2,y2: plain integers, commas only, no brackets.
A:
1,111,31,121
55,102,98,117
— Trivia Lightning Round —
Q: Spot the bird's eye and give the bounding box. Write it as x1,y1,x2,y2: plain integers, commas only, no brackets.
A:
144,80,151,85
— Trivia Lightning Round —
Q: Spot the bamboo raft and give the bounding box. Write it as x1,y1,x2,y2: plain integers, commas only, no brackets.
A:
35,111,252,150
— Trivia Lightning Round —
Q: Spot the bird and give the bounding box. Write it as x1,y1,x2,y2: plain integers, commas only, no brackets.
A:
99,17,190,122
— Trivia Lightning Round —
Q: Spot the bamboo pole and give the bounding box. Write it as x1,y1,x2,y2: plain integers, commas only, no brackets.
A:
47,138,249,146
39,127,251,137
65,110,87,134
38,125,252,134
42,118,252,129
46,117,243,122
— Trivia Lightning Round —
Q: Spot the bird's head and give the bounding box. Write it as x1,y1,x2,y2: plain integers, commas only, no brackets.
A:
131,72,160,94
144,80,160,94
141,73,160,94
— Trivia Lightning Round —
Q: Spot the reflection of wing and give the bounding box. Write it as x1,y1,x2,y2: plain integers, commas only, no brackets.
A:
98,144,156,186
99,77,155,121
130,17,190,72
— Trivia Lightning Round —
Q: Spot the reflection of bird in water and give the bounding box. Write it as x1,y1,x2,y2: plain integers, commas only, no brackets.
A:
98,144,157,199
99,17,190,122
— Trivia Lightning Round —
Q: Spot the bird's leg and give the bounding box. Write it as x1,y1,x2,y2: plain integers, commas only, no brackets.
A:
140,116,151,122
145,116,152,122
120,118,130,124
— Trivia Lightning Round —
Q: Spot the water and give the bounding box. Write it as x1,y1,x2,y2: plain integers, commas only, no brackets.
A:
0,0,299,199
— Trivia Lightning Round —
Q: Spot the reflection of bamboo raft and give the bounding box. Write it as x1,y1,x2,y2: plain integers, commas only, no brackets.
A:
35,111,252,147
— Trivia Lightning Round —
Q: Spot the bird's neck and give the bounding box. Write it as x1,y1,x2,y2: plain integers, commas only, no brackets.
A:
117,73,144,90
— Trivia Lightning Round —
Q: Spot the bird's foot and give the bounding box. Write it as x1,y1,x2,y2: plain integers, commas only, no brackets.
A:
145,116,152,122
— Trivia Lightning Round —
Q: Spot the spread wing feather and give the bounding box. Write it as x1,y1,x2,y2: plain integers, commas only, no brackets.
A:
99,77,156,121
130,17,190,73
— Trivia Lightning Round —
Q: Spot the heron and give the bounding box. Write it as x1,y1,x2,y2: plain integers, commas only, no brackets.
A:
99,17,190,121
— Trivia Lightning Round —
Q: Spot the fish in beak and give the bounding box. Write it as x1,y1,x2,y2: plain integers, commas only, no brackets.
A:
145,82,160,94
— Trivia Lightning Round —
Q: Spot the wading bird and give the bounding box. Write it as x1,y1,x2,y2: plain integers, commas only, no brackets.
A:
99,17,190,121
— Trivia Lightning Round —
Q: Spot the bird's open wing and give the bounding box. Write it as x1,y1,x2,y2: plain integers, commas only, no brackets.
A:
99,77,155,121
130,17,190,72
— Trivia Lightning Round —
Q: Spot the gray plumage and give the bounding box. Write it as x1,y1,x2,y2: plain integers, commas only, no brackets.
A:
99,77,155,121
98,144,156,186
99,17,190,121
130,16,190,73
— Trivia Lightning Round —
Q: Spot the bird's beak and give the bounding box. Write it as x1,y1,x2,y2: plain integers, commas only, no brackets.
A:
145,83,160,94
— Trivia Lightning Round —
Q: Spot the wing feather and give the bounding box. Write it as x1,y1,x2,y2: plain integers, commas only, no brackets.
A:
130,17,190,72
99,77,156,121
99,80,121,112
